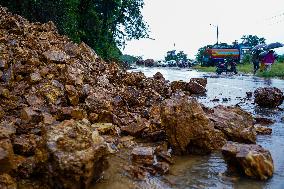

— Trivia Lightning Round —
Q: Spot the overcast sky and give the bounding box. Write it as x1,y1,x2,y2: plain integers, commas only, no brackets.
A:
122,0,284,60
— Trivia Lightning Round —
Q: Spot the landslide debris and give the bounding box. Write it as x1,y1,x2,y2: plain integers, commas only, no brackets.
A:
0,6,275,187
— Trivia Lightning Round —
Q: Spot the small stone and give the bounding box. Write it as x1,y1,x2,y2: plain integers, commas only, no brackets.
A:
13,134,38,156
42,112,55,125
153,161,170,174
43,50,70,63
30,72,42,83
254,117,275,126
91,123,119,135
71,108,86,120
255,125,272,135
0,173,17,189
88,113,99,123
0,87,10,98
21,107,42,123
132,147,155,165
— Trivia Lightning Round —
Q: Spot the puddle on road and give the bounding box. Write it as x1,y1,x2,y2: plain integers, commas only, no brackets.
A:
93,67,284,189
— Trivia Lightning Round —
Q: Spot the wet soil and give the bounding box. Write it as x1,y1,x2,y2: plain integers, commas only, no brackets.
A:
92,67,284,189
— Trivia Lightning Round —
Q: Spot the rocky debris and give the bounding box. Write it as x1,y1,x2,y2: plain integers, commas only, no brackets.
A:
254,125,272,135
0,139,14,173
170,78,207,94
0,173,17,189
186,78,207,94
132,147,155,165
91,123,120,136
206,105,256,144
45,119,107,189
254,87,283,108
129,144,172,179
170,81,187,92
161,96,226,155
12,134,39,156
190,78,207,88
254,117,275,126
222,141,274,180
0,6,268,187
153,72,165,81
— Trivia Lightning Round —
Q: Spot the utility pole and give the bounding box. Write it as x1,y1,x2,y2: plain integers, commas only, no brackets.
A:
210,24,219,45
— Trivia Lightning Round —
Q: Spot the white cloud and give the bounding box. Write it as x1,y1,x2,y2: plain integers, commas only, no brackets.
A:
122,0,284,60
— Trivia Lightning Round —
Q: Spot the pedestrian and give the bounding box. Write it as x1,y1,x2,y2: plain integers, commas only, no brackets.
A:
251,50,261,74
262,50,276,72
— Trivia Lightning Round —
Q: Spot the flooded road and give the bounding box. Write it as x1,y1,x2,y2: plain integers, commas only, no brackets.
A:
94,67,284,189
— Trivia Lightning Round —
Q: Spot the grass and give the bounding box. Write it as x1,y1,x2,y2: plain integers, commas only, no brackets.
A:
193,61,284,79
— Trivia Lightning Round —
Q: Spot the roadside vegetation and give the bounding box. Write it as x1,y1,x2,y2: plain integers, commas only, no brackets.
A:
193,61,284,78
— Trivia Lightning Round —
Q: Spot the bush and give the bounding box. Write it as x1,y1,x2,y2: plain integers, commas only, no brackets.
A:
241,54,252,64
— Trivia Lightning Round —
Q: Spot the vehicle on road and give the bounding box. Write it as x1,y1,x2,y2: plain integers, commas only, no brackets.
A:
216,59,238,75
202,45,250,66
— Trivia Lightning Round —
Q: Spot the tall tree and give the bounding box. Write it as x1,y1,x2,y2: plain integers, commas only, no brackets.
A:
241,35,266,47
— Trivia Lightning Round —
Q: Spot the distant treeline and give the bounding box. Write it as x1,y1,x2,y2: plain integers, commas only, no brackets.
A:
0,0,148,60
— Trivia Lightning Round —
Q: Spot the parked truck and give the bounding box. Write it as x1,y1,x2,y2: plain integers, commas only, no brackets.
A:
201,46,250,66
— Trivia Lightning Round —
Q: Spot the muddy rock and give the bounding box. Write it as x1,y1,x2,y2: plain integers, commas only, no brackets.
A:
0,173,17,189
0,139,14,173
132,146,155,165
222,141,274,180
161,96,226,155
121,117,149,137
12,134,38,156
153,72,165,81
254,125,272,135
254,117,275,126
21,107,42,123
45,119,107,189
170,81,187,92
186,80,206,94
122,71,146,86
43,50,70,63
190,78,207,88
91,123,120,136
0,122,16,140
254,87,283,108
206,105,256,144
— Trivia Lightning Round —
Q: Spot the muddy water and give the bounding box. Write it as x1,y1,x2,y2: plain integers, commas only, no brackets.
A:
93,67,284,189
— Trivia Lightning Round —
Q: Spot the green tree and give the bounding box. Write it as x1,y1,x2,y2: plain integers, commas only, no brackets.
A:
165,50,176,61
176,51,187,62
195,45,212,63
241,35,266,47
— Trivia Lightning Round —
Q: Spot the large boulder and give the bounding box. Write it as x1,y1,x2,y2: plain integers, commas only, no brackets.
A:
205,105,256,143
254,87,283,108
222,141,274,180
160,96,226,155
45,119,107,189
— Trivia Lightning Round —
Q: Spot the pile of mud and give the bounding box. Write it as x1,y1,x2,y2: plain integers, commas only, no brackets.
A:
0,6,275,188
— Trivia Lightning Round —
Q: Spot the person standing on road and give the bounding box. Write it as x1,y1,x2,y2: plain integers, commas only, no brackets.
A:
263,50,276,72
252,50,261,74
